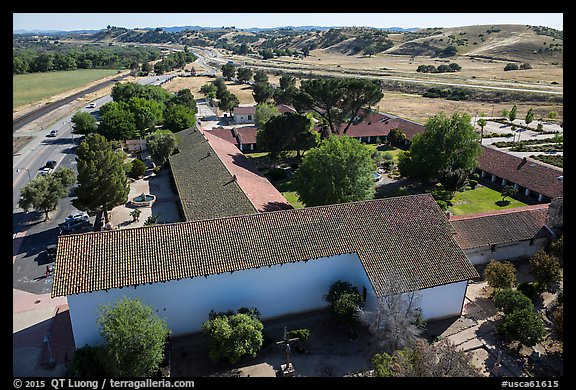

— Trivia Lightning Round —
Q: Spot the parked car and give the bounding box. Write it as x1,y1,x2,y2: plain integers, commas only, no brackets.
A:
37,167,53,176
46,244,57,260
45,160,57,169
59,219,92,235
64,212,89,223
87,102,96,108
47,129,58,137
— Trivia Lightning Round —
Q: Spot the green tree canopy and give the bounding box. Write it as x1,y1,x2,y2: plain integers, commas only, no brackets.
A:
71,111,98,135
257,112,317,157
126,97,165,134
145,130,177,166
221,63,236,80
18,167,76,220
252,81,274,104
294,78,383,138
498,308,546,347
509,104,518,123
398,112,481,181
97,298,170,377
484,260,517,290
293,135,375,207
530,251,562,291
202,309,264,364
98,102,138,140
236,67,253,83
254,102,280,128
200,83,217,100
73,133,129,224
493,289,535,314
218,91,239,116
253,70,268,83
170,89,197,113
163,104,196,132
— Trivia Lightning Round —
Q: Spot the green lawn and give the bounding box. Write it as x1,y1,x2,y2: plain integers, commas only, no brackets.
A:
13,69,121,108
274,179,305,209
449,185,528,216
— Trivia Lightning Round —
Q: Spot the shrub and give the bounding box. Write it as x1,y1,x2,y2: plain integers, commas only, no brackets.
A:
468,179,478,189
128,159,147,179
493,289,534,314
324,280,364,324
552,304,563,341
71,345,110,377
484,260,517,290
288,328,311,342
530,251,562,291
548,235,563,264
504,63,519,71
264,167,287,181
517,281,538,300
498,308,546,347
202,309,264,364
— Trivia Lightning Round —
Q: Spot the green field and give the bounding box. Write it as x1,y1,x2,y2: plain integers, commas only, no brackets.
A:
449,185,528,216
274,179,304,209
13,69,121,108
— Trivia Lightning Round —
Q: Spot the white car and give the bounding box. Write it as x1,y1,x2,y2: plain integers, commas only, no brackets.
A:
47,129,58,137
37,167,53,176
87,103,96,108
64,213,89,223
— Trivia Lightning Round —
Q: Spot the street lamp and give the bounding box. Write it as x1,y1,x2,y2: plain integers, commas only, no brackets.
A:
16,167,31,183
43,333,55,368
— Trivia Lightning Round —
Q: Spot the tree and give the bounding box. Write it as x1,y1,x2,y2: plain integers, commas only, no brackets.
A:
509,104,518,123
73,134,129,225
529,251,562,291
500,185,518,202
358,271,423,352
274,75,298,105
236,67,253,83
293,135,375,207
170,89,197,112
493,289,535,314
129,159,147,179
126,97,165,134
547,111,558,121
498,308,546,347
18,167,76,220
323,281,364,325
218,91,239,116
130,208,141,222
525,108,534,128
548,235,563,264
477,118,487,141
397,112,481,182
372,338,480,377
144,214,159,226
484,260,517,290
254,70,268,83
252,81,274,104
255,103,280,128
221,63,236,81
163,104,196,132
438,167,469,196
387,128,407,147
71,111,98,135
145,130,177,166
202,309,263,364
256,112,316,157
293,78,383,138
97,298,170,377
504,63,519,71
200,83,217,100
98,103,138,140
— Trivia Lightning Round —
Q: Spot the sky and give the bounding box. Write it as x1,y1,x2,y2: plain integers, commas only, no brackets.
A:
13,13,563,32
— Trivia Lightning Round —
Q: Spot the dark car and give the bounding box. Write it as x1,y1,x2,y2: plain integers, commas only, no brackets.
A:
46,160,57,169
46,244,57,260
59,219,92,235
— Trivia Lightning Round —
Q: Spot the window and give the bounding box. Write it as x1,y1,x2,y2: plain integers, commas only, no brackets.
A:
490,244,496,252
247,115,252,120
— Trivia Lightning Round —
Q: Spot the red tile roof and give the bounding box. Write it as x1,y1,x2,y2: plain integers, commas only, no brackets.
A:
335,113,425,140
206,128,238,145
477,146,563,199
276,104,297,114
236,126,258,145
51,193,479,298
202,130,292,212
234,106,256,115
450,204,552,250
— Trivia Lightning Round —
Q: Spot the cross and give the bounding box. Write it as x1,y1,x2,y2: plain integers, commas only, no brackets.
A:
275,326,299,367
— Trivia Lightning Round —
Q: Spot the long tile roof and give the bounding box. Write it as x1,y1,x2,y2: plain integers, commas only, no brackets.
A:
477,146,563,199
169,128,257,221
52,193,479,298
450,204,552,250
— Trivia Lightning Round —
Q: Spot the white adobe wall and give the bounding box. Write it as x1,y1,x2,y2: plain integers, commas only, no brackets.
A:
417,281,468,320
68,253,374,347
464,238,549,265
